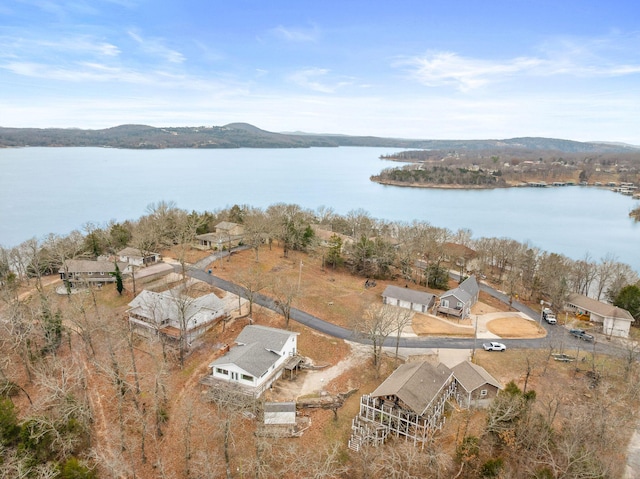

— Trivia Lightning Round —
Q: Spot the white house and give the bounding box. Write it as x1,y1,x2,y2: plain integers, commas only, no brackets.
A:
382,285,435,313
127,289,228,342
209,325,299,398
117,247,162,267
566,293,634,338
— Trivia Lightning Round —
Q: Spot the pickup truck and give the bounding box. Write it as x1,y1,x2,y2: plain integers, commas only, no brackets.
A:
542,308,557,324
569,328,594,342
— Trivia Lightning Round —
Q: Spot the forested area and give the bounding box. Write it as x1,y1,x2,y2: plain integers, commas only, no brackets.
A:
377,148,640,188
1,201,640,477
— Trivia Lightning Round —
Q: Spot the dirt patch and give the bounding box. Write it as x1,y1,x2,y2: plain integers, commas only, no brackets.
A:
266,342,370,401
411,314,474,337
487,316,546,338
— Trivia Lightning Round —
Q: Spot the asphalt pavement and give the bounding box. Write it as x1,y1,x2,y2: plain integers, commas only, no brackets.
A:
187,259,627,356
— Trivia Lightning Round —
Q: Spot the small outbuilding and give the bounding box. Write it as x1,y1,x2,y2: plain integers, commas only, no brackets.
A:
263,402,296,425
382,285,435,313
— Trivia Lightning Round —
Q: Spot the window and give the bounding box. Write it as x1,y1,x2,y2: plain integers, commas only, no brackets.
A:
456,301,463,308
241,374,253,382
100,272,105,276
480,389,487,397
216,368,229,376
441,299,449,308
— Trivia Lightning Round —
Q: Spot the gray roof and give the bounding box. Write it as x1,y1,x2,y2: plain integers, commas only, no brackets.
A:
371,361,453,415
128,290,226,328
451,361,502,393
441,275,479,304
567,293,634,322
212,342,280,378
382,285,435,306
60,259,127,274
264,402,296,413
235,325,298,351
211,325,298,378
117,247,159,258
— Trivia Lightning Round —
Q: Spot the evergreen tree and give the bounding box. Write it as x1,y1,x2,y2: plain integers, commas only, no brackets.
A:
112,261,124,295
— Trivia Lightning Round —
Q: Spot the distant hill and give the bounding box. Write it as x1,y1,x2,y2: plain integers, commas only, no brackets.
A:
0,123,637,153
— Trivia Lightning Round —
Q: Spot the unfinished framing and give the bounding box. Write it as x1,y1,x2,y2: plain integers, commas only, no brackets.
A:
348,378,457,451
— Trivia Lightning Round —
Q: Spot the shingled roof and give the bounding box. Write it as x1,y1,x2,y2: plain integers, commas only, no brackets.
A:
370,361,453,415
441,275,479,303
382,285,435,306
451,361,502,394
211,325,298,378
567,293,634,322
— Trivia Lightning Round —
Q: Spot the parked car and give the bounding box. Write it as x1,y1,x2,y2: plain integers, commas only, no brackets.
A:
483,341,507,352
569,329,594,342
542,308,557,324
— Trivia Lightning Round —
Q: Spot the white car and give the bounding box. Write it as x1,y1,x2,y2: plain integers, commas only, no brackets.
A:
483,341,507,352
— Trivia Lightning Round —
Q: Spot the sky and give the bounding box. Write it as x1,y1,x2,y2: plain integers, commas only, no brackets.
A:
1,0,639,142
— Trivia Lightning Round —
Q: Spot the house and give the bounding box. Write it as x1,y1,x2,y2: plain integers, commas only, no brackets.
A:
437,275,479,319
208,325,300,398
442,242,478,274
195,221,245,250
59,259,128,288
381,285,435,313
127,289,228,342
310,225,354,251
348,361,456,451
565,293,634,338
117,247,161,267
348,359,501,451
451,361,502,408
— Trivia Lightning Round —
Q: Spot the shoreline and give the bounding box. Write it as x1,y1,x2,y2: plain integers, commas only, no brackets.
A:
370,178,504,190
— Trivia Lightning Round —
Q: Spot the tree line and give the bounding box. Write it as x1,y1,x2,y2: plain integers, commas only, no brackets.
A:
2,200,639,318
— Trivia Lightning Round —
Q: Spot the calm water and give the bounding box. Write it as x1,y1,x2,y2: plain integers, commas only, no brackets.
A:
1,147,638,271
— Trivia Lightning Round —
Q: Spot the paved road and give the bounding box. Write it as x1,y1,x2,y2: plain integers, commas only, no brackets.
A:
188,264,627,356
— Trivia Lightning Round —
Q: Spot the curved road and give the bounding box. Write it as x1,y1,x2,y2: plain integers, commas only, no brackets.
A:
188,264,624,356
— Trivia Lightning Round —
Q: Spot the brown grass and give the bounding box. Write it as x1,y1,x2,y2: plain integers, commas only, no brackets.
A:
486,317,547,338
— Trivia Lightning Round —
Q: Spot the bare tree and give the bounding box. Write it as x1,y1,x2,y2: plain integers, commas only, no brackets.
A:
352,303,398,375
233,266,268,317
243,208,270,262
272,275,299,329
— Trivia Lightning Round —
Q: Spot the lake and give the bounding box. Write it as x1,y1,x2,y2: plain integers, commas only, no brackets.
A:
1,146,638,272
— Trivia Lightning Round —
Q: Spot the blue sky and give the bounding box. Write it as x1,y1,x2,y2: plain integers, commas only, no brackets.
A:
1,0,639,142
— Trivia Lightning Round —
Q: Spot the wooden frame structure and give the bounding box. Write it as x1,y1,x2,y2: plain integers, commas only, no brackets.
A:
348,378,457,451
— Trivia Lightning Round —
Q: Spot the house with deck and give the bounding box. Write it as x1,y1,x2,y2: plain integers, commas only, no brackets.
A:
565,293,634,338
348,359,501,451
437,275,479,319
127,289,227,342
59,259,128,288
207,325,300,398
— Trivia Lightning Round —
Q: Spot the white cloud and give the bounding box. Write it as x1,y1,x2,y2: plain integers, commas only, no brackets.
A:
287,67,355,93
128,30,185,64
399,52,543,91
402,32,640,91
270,25,319,43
